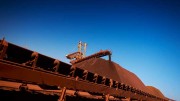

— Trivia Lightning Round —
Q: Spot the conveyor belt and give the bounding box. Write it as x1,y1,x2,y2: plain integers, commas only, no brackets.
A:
0,39,169,101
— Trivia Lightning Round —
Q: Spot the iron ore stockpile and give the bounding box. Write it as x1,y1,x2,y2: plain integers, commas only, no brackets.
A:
0,38,174,101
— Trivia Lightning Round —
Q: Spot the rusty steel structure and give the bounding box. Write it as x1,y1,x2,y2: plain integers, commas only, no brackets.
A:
0,38,173,101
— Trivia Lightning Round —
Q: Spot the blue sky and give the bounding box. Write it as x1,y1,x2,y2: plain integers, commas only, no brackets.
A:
0,0,180,100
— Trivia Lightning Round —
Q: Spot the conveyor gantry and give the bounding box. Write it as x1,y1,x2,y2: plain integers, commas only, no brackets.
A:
0,39,168,101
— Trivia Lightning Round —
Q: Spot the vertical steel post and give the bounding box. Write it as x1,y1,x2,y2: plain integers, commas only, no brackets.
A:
108,54,111,61
31,52,38,70
0,38,8,59
105,94,109,101
54,59,60,73
58,87,66,101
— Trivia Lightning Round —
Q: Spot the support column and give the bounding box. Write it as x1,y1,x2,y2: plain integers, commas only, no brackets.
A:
53,59,60,73
58,87,66,101
31,52,38,70
105,94,109,101
108,54,111,61
0,37,8,59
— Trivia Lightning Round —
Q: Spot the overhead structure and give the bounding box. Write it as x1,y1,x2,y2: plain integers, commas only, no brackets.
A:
66,41,88,63
66,41,111,64
0,38,173,101
78,41,87,57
